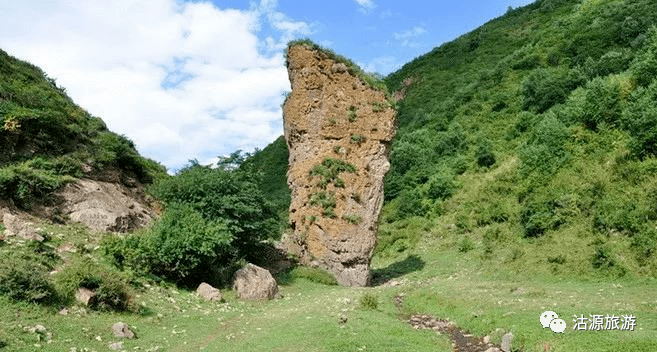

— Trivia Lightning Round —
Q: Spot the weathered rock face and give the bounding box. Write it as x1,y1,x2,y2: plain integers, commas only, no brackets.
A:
55,178,153,233
283,44,396,286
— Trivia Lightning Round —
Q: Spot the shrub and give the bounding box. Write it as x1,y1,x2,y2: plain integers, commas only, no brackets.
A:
622,82,657,159
592,245,616,269
342,213,362,224
475,140,496,168
458,236,475,253
105,203,234,287
347,105,358,122
148,161,278,256
309,158,356,189
0,252,54,303
578,76,624,130
426,173,456,200
350,134,366,145
519,115,570,176
396,188,426,219
359,293,379,310
435,123,468,157
630,27,657,87
309,191,337,218
521,68,585,113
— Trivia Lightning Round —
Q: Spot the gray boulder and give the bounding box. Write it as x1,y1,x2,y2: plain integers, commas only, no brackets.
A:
232,263,279,300
197,282,222,301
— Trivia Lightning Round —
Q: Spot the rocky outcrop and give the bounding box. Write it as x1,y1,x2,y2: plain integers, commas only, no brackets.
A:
232,263,279,300
282,43,396,286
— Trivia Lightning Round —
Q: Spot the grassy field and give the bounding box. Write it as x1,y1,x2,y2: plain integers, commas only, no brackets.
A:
1,220,655,352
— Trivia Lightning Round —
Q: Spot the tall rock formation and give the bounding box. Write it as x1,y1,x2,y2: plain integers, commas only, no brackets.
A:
283,42,396,286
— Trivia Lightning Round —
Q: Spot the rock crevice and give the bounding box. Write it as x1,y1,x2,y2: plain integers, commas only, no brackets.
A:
282,43,396,286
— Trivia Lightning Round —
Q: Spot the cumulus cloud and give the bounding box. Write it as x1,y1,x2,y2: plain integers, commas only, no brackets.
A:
354,0,376,13
0,0,309,171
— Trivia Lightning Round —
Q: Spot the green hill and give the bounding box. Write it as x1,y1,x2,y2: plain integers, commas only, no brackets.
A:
0,49,166,209
256,0,657,279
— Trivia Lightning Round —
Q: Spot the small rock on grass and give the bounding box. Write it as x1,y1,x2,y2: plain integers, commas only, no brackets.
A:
109,342,124,350
501,332,513,352
197,282,222,301
112,322,135,339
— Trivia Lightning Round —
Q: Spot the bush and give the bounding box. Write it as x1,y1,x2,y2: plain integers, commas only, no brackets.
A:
396,188,426,219
426,173,456,200
0,252,54,303
592,245,616,269
148,161,278,256
359,293,379,310
622,82,657,159
341,213,362,224
521,68,585,113
309,191,337,218
630,27,657,87
458,236,475,253
104,203,234,287
476,140,496,168
519,115,570,175
309,158,356,189
578,77,624,130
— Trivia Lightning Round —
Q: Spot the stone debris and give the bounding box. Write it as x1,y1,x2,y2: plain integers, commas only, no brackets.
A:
409,314,503,352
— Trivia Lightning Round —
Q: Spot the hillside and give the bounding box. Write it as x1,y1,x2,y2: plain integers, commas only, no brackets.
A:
0,48,166,213
378,0,657,279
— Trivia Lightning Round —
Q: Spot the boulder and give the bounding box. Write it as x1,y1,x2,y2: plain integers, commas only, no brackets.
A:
2,213,44,241
232,263,279,300
112,322,135,339
197,282,222,301
282,43,396,286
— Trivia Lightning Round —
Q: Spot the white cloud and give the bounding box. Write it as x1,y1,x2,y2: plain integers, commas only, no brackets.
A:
0,0,310,171
354,0,376,13
363,56,401,75
393,25,427,47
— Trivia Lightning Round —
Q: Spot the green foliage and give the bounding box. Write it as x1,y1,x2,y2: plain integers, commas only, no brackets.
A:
103,203,234,286
148,161,278,255
341,213,362,224
578,76,626,130
630,27,657,87
426,173,456,201
458,236,475,253
592,245,616,269
521,67,585,113
0,160,76,209
308,158,356,189
0,250,54,303
351,193,362,203
309,191,337,218
475,139,496,168
350,134,366,145
54,257,133,311
519,115,570,176
359,293,379,310
622,81,657,159
347,105,358,122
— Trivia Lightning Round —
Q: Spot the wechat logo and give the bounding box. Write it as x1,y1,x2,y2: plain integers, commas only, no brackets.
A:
540,311,566,333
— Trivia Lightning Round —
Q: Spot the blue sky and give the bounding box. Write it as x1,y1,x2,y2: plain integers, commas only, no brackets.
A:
0,0,534,172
